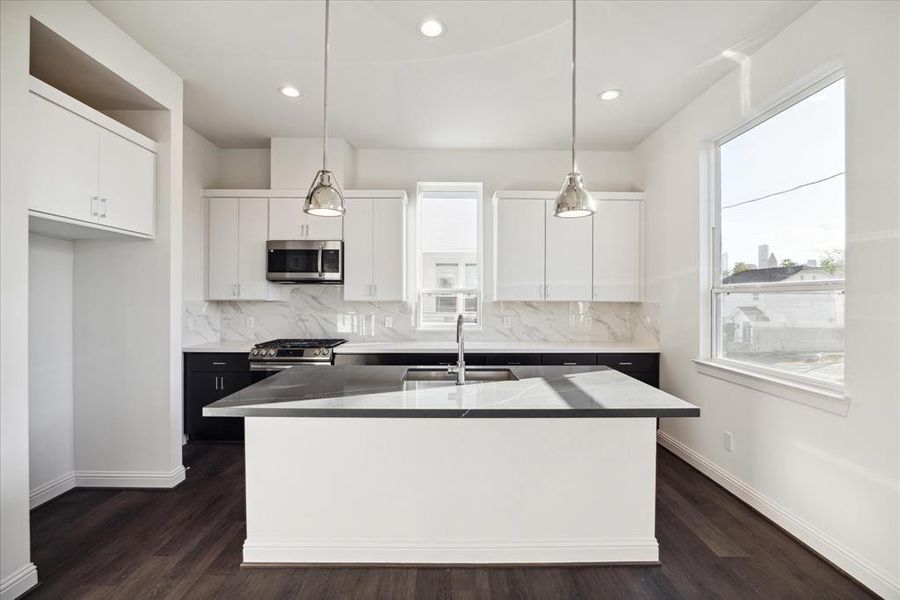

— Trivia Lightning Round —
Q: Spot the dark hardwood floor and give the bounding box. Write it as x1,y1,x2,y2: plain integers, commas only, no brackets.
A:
26,443,874,599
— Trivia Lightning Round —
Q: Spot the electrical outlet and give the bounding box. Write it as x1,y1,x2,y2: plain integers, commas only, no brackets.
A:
384,316,393,328
245,316,255,329
503,316,512,329
723,431,734,452
584,315,593,328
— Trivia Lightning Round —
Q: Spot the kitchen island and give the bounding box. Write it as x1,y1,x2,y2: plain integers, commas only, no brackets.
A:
205,364,698,565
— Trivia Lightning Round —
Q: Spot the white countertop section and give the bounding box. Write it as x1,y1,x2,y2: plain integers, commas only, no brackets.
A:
183,341,255,353
335,341,659,354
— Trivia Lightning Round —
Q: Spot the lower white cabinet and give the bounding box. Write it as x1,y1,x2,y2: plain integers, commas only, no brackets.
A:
268,197,343,241
343,192,407,301
207,197,272,301
493,191,643,302
28,77,157,239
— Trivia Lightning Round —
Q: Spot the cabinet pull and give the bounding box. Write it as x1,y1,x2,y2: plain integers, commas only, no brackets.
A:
545,285,550,300
618,362,633,366
507,362,521,365
100,198,108,218
212,362,227,366
563,362,577,366
91,196,99,216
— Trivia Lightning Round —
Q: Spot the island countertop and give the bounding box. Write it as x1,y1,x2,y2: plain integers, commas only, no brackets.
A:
204,365,698,419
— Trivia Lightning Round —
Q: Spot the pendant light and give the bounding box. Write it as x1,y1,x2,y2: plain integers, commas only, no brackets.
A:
553,0,596,219
304,0,345,217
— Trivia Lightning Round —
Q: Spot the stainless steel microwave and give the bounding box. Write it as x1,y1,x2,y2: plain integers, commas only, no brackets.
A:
266,240,343,283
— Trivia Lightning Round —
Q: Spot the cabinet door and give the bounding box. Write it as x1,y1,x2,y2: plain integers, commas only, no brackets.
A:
98,128,156,235
342,197,374,300
268,197,343,240
208,198,239,300
268,197,304,240
494,198,545,300
593,201,641,301
185,372,249,440
545,200,592,301
28,93,99,223
237,197,270,300
372,198,405,301
304,211,343,240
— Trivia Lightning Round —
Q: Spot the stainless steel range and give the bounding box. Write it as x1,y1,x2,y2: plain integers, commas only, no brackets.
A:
249,338,347,372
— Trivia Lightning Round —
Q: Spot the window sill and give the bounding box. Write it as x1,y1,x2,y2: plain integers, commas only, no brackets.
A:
693,359,850,416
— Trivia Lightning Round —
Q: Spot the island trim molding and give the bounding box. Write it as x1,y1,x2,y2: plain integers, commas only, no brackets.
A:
242,537,659,565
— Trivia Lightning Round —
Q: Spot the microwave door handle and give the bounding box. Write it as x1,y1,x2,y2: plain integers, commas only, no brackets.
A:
317,247,324,277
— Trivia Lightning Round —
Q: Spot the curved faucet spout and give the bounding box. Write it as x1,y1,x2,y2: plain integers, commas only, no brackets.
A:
455,314,465,385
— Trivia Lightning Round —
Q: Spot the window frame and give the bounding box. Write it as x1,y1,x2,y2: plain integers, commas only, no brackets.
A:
707,69,846,396
415,182,484,331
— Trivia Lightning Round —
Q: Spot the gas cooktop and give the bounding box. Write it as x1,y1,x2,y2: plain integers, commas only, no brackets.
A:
249,338,347,365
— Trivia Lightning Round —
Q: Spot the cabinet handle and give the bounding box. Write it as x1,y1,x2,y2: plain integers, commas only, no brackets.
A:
372,283,377,297
563,362,577,366
212,362,227,366
538,285,544,299
618,362,633,366
100,198,108,218
237,283,242,297
545,285,550,300
91,196,99,216
213,376,219,390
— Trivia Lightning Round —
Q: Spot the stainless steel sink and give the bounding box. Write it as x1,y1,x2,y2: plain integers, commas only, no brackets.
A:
402,368,518,383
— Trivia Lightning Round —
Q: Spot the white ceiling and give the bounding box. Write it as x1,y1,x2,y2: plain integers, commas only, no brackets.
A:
90,0,814,150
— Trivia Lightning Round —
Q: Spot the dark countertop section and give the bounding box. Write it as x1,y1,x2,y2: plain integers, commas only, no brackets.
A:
204,365,699,419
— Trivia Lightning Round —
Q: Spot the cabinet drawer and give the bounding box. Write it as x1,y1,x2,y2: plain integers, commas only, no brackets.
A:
541,353,597,366
185,353,249,373
479,353,540,366
596,353,658,373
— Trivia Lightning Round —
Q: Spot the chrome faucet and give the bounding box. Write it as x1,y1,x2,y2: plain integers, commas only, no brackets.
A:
449,313,466,385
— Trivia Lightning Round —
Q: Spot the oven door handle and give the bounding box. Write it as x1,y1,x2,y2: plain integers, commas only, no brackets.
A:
249,363,296,372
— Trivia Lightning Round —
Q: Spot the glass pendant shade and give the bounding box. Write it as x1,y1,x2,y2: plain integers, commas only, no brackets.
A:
554,171,596,218
304,169,346,217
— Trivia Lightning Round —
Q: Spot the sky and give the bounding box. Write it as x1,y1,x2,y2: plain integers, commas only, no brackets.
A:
720,78,845,270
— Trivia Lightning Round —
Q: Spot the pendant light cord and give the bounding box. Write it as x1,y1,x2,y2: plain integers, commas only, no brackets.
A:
571,0,576,174
322,0,330,171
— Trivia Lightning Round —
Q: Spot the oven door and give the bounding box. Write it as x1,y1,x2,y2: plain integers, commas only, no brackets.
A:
266,240,343,283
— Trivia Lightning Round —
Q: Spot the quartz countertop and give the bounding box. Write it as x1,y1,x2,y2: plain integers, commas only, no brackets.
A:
335,341,659,354
183,340,659,354
204,365,697,419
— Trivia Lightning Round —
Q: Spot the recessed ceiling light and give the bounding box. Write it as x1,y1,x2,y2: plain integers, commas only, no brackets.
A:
279,85,301,98
597,89,622,101
419,19,445,37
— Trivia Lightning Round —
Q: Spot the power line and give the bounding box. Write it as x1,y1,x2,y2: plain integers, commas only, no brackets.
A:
722,171,845,210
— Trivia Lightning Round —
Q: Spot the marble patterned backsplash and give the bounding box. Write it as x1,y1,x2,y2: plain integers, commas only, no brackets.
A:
184,287,660,346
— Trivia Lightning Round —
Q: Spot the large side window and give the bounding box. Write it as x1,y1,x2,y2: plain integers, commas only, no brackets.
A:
713,76,845,386
417,183,482,329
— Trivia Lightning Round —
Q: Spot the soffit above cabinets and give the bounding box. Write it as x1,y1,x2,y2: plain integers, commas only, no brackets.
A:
91,1,815,150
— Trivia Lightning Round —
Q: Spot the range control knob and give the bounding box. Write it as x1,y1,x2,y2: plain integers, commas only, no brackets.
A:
268,349,276,357
314,349,322,356
251,349,259,356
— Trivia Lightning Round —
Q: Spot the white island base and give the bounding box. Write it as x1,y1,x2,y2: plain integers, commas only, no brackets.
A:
243,416,659,565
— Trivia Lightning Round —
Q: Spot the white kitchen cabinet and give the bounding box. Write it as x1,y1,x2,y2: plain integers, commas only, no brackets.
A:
593,200,642,301
493,191,644,302
342,192,407,301
493,197,545,301
207,197,273,301
545,199,593,301
97,129,156,235
27,77,157,239
268,197,343,241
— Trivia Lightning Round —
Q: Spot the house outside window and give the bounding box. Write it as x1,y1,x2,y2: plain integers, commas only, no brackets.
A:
712,74,845,386
417,183,483,329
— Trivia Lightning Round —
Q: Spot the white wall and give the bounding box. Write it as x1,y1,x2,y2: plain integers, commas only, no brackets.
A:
28,235,75,509
633,2,899,597
220,148,270,189
270,137,355,189
1,3,183,598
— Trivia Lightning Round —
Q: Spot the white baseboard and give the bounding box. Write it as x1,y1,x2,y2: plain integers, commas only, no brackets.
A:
657,431,899,600
74,465,186,489
0,563,38,600
243,537,659,565
29,472,76,509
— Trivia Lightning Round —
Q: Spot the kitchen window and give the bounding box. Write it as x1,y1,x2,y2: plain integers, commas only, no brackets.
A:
710,74,845,389
417,183,483,329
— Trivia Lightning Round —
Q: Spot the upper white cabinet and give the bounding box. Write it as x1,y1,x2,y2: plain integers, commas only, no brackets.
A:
493,191,643,302
493,197,545,301
207,197,273,301
545,199,593,301
593,200,642,301
343,191,407,301
28,77,157,239
268,197,343,240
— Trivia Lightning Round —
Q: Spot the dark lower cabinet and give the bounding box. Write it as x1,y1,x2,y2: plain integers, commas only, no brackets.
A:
184,354,251,441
